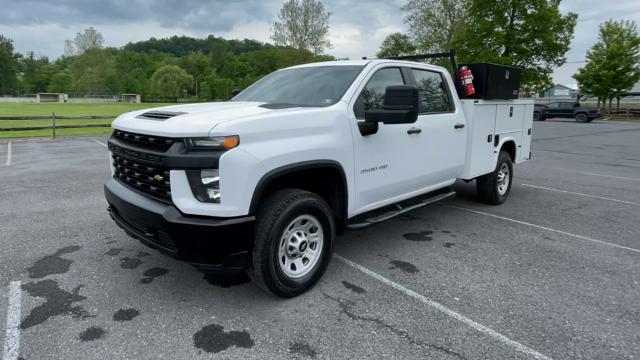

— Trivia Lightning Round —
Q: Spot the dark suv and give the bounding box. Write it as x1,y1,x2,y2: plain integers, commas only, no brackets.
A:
533,102,601,123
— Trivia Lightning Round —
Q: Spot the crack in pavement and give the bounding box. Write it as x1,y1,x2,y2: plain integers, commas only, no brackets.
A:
322,292,466,360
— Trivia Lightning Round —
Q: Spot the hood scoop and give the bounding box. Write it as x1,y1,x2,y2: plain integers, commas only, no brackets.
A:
136,111,187,121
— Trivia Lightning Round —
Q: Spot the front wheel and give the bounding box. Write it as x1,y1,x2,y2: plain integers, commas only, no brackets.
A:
249,189,335,297
575,113,589,123
476,151,513,205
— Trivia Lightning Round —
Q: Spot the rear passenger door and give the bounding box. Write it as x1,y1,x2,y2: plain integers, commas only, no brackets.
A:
409,67,467,185
558,102,575,117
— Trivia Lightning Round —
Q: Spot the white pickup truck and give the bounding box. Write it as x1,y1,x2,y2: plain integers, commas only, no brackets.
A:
104,59,533,297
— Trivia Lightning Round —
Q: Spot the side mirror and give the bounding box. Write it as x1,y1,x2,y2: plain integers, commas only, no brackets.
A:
365,85,419,125
230,89,241,97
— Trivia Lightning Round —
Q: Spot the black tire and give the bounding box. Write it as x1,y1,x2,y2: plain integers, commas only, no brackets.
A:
249,189,335,298
533,112,543,121
575,113,588,123
476,151,513,205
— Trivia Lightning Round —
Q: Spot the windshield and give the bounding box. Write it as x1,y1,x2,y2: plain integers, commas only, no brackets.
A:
233,65,364,107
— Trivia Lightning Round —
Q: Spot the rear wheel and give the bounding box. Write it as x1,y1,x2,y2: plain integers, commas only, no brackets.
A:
476,151,513,205
575,113,589,123
533,112,542,121
249,189,334,297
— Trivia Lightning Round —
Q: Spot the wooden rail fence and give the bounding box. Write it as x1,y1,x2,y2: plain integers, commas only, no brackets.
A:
0,113,116,138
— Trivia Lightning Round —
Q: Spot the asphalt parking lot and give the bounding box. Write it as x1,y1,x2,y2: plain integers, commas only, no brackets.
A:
1,118,639,360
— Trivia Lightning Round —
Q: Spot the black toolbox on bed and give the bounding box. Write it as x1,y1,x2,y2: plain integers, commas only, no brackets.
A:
461,63,522,100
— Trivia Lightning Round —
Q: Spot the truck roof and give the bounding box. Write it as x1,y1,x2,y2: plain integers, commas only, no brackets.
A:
288,59,448,72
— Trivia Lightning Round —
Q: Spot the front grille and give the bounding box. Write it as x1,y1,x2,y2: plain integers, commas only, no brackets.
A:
112,154,171,202
112,130,176,151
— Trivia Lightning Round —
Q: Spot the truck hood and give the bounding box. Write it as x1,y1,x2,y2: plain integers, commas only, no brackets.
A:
112,101,289,137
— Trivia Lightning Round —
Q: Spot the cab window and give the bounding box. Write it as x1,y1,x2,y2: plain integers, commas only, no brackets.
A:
411,68,453,113
354,67,405,119
547,102,560,108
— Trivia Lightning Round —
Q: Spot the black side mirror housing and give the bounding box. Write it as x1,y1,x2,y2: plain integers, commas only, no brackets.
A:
230,89,241,97
365,85,419,125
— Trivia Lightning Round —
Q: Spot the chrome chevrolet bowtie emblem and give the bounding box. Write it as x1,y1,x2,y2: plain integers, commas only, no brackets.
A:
153,175,164,181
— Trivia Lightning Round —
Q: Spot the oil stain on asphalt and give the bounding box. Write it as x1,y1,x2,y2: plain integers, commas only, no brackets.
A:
105,248,123,256
140,267,169,284
21,280,92,329
79,326,106,342
113,308,140,321
26,245,81,278
341,281,366,294
193,324,254,353
389,260,419,274
402,231,433,241
289,340,317,358
443,242,455,248
119,257,143,269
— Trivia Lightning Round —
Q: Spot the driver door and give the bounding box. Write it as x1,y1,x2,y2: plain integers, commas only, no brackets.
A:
349,66,427,214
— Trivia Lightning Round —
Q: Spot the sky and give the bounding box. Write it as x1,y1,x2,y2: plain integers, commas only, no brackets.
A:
1,0,639,86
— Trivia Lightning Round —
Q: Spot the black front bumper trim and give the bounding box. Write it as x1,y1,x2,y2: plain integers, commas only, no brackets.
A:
105,179,254,273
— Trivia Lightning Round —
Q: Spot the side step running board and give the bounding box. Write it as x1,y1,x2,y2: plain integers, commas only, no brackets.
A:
347,189,456,229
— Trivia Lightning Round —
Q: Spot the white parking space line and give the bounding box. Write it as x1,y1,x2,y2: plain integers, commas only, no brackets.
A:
5,142,11,166
577,171,640,182
91,138,108,148
522,183,640,206
334,255,553,360
2,281,21,360
447,205,640,254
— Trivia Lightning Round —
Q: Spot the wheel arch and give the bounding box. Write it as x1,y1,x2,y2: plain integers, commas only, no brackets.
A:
249,160,349,233
500,140,517,163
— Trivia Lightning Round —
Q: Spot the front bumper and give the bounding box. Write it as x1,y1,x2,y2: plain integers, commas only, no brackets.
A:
105,179,254,273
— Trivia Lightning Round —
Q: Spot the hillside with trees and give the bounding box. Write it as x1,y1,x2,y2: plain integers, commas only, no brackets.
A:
0,31,333,101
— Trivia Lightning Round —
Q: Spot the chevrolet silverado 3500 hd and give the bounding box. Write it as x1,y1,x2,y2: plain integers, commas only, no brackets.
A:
105,58,533,297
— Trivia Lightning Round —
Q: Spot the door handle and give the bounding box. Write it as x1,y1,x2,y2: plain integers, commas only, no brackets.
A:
454,123,465,129
407,127,422,135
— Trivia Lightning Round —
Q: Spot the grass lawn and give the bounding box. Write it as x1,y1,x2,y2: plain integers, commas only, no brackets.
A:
0,102,173,138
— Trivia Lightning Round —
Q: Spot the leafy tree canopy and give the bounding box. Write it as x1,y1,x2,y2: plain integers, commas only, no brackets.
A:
377,33,417,58
573,19,640,104
149,64,194,100
0,35,18,94
271,0,332,55
452,0,577,92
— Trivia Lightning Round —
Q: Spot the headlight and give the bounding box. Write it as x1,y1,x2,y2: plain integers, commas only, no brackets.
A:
184,135,239,150
187,169,221,203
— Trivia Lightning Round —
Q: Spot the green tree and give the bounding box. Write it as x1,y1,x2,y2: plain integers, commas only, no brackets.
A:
377,33,417,58
18,52,51,93
0,35,19,94
47,69,73,93
149,65,193,100
69,48,116,95
403,0,468,53
271,0,332,55
179,52,212,97
65,27,104,56
452,0,577,92
574,19,640,110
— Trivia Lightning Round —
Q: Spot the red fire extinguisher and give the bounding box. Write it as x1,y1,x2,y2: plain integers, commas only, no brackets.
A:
457,66,476,97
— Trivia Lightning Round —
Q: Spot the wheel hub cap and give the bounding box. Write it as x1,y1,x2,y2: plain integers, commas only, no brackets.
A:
278,215,324,279
497,163,510,196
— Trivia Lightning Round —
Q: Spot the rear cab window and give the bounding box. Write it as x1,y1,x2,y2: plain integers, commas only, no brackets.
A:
410,68,454,114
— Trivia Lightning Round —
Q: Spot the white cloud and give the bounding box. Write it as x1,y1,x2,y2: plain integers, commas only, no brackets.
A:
2,0,639,85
